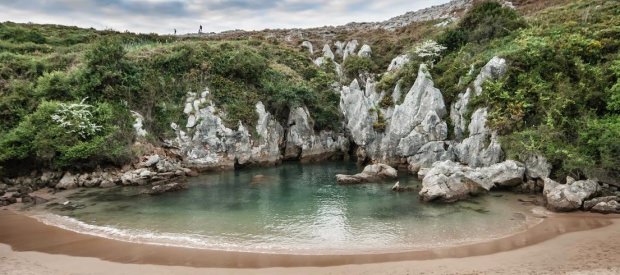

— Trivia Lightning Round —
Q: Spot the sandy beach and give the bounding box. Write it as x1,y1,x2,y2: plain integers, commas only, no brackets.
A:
1,209,619,274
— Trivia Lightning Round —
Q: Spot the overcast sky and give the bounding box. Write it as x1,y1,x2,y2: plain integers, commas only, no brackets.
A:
0,0,451,34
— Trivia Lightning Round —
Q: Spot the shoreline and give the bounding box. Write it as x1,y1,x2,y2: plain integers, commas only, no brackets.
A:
0,209,619,269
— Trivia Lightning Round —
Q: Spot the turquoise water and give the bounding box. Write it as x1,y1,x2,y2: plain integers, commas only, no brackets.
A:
41,162,536,254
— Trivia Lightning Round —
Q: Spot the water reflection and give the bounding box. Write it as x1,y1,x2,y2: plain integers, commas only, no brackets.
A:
50,161,535,253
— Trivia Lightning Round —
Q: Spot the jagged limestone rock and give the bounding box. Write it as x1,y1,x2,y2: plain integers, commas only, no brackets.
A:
525,154,551,179
450,56,507,141
339,79,378,147
285,106,348,161
343,40,359,61
387,54,410,72
131,111,148,137
419,160,525,202
455,108,503,167
172,90,284,170
407,141,456,173
322,44,335,60
335,41,346,57
300,41,314,55
357,44,372,58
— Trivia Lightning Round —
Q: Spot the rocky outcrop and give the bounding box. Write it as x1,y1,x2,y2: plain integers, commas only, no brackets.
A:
300,41,313,55
450,56,507,141
343,40,359,61
454,108,503,167
584,196,619,211
591,200,620,214
172,90,284,170
419,160,525,202
387,54,410,72
56,173,78,190
336,163,398,184
323,44,335,60
340,62,459,171
449,57,507,168
525,154,551,179
543,178,600,212
284,106,348,161
131,111,148,138
357,44,372,58
339,79,378,148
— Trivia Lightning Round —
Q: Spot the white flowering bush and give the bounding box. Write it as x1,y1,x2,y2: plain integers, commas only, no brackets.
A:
414,40,447,67
50,98,103,139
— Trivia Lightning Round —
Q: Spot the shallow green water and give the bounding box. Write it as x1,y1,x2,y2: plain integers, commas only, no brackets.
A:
40,162,536,254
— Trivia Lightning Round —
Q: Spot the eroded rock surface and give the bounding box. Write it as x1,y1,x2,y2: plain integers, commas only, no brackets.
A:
419,160,525,202
285,106,348,162
336,163,397,184
544,178,600,212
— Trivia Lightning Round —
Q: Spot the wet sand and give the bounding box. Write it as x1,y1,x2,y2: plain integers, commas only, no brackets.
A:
1,209,620,274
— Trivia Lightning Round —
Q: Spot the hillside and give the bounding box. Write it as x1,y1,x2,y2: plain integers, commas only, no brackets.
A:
0,0,618,186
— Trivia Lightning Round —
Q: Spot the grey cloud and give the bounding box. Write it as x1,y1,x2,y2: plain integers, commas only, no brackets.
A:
0,0,452,34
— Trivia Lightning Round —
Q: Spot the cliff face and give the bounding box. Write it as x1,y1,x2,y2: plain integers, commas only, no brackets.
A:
171,89,349,170
171,49,507,173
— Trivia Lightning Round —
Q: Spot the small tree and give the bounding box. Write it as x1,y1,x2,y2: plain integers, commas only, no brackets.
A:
413,40,447,68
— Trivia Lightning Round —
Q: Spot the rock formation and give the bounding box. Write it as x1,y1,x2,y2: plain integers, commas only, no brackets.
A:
336,163,398,184
543,178,600,212
172,90,284,170
285,106,349,162
419,160,525,202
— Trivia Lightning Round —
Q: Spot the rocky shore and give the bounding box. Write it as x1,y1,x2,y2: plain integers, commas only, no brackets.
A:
1,47,619,216
0,152,197,207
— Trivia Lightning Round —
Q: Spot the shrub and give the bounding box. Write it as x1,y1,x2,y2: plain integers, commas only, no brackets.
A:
342,55,377,80
459,1,526,43
34,71,74,100
0,100,132,168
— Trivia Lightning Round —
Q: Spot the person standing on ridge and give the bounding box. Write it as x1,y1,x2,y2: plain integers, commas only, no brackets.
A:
174,28,177,35
199,25,203,34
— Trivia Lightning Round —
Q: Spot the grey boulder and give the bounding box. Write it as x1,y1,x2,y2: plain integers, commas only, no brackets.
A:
544,178,600,212
336,163,398,184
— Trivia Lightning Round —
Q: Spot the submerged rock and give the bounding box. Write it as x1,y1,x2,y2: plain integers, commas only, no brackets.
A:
149,182,187,195
392,181,415,192
336,163,398,184
544,178,600,212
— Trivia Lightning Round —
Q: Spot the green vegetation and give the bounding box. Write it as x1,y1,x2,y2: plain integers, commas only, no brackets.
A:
373,0,618,178
0,0,618,181
342,55,377,81
0,23,339,172
434,0,620,178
